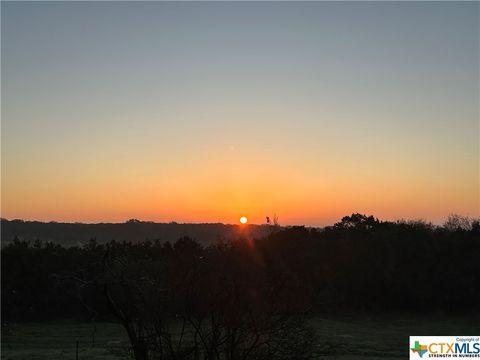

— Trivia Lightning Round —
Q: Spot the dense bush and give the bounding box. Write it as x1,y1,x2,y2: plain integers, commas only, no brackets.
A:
2,214,479,358
3,214,480,323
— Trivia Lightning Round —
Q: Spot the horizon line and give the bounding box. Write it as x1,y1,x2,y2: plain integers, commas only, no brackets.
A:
2,213,475,228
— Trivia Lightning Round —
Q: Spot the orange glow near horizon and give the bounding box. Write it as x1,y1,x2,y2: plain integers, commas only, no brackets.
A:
2,132,477,226
1,139,479,226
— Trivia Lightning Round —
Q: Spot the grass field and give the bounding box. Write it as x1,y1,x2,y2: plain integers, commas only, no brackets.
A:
2,314,479,359
1,320,129,360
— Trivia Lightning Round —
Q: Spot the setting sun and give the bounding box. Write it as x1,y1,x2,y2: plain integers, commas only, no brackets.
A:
240,216,248,224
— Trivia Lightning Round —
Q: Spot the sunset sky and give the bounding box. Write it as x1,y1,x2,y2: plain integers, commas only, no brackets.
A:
1,2,479,226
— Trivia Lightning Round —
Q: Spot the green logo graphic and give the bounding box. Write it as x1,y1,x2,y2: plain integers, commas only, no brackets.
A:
411,341,428,358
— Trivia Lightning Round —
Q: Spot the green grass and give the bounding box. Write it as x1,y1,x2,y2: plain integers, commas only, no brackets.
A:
1,320,130,360
311,313,480,359
2,314,479,359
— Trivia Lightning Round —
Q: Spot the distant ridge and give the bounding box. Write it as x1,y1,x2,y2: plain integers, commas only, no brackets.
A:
0,219,271,247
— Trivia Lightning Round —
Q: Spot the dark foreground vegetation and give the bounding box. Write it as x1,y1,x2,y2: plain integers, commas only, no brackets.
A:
2,214,480,360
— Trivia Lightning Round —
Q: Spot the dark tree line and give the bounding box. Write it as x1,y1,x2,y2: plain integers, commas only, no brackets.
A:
0,219,270,247
2,213,480,359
